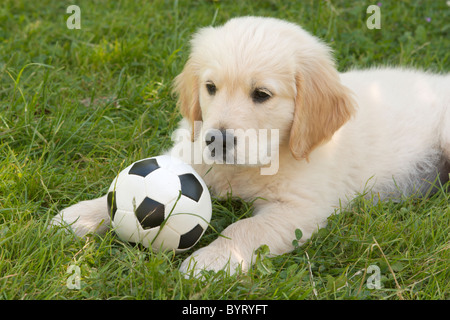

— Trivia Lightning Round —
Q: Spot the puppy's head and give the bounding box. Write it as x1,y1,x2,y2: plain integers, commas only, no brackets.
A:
173,16,355,163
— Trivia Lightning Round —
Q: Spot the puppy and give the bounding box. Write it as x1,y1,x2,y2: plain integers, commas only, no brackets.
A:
52,16,450,276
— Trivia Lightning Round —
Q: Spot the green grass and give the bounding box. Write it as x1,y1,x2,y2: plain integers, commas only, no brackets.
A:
0,0,449,300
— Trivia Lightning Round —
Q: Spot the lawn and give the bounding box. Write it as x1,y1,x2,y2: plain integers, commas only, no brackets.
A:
0,0,449,300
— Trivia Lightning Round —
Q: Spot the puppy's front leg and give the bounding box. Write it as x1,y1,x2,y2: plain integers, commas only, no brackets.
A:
51,196,110,237
180,202,321,276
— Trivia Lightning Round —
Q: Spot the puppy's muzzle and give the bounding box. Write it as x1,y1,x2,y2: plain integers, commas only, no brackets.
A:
205,128,237,160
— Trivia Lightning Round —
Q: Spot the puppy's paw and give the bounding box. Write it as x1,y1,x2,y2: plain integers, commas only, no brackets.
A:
179,245,248,278
50,209,94,237
50,196,109,237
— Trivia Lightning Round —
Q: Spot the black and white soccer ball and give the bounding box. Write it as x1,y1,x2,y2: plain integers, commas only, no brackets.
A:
107,155,212,252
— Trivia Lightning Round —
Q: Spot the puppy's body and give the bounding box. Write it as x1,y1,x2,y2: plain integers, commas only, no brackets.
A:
339,69,450,198
173,69,449,273
192,68,450,200
52,17,450,276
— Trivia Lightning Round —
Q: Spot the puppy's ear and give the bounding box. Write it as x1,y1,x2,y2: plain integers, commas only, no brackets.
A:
173,59,202,141
289,50,356,160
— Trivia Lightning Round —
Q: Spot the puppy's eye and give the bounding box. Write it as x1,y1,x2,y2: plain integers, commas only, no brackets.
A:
252,88,272,103
206,82,217,96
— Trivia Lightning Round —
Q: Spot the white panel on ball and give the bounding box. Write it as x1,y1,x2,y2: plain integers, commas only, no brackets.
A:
150,225,181,252
144,168,182,206
165,196,211,234
112,210,143,244
111,173,147,212
140,226,163,249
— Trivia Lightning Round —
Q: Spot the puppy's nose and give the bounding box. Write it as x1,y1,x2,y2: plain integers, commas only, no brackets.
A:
205,129,236,147
205,130,217,146
219,128,237,149
205,128,237,159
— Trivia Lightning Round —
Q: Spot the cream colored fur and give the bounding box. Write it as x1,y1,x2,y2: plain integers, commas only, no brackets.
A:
52,17,450,277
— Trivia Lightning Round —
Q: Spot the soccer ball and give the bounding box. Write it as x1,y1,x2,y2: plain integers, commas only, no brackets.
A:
107,155,212,252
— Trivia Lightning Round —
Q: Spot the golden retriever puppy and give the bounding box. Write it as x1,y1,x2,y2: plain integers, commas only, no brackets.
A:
52,17,450,276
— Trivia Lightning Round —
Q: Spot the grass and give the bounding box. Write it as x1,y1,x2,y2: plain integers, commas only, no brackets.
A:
0,0,449,300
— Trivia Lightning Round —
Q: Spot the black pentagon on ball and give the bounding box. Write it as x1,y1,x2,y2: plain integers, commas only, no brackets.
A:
179,173,203,202
178,224,204,249
129,158,160,178
107,191,117,219
135,197,165,229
